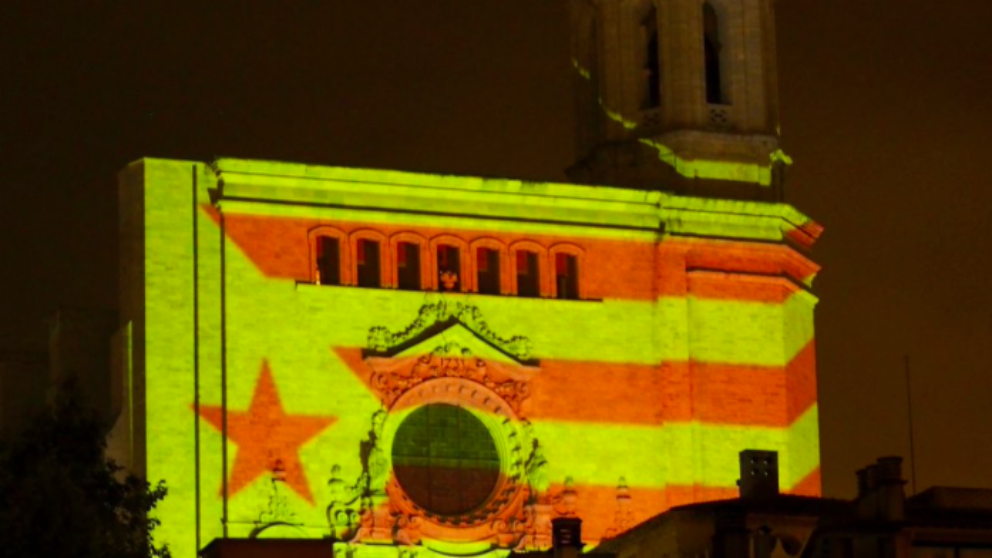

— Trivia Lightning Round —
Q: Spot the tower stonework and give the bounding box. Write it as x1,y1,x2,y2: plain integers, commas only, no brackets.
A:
112,4,822,558
568,0,787,201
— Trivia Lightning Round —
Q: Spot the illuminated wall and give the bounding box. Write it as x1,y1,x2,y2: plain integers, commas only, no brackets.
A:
117,158,822,558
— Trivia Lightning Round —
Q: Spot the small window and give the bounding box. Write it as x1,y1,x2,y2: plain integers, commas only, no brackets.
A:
476,248,501,295
356,239,381,288
703,2,725,105
396,242,421,291
516,251,540,298
555,253,579,300
641,6,661,109
316,237,341,286
437,245,461,292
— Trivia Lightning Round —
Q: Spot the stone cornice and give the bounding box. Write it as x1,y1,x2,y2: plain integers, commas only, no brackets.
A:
208,158,821,246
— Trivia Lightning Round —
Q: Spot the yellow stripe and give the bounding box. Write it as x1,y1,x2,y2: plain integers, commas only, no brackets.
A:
533,405,819,490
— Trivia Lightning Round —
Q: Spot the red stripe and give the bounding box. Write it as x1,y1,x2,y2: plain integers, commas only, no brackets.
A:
334,343,817,428
205,208,818,302
687,270,800,303
528,360,667,424
680,241,819,287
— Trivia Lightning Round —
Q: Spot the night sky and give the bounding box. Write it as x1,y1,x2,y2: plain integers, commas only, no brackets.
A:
2,1,991,497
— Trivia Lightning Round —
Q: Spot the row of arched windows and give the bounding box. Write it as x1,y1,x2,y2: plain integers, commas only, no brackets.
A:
308,227,583,300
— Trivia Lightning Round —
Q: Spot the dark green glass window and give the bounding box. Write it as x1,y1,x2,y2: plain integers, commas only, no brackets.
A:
391,404,500,516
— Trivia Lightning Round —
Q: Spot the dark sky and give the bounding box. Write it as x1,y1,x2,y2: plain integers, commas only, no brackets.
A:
2,1,991,497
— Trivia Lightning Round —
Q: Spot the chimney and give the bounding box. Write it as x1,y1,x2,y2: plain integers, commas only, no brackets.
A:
855,457,906,522
855,468,869,498
738,450,779,499
552,517,583,558
875,456,906,521
865,464,879,491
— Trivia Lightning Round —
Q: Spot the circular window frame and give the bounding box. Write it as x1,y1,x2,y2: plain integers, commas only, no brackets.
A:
390,403,502,517
381,376,529,530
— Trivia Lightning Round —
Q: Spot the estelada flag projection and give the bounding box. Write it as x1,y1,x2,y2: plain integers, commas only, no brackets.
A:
114,158,822,558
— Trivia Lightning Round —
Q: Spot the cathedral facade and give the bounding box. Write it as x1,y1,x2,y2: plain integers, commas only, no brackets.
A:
114,1,822,557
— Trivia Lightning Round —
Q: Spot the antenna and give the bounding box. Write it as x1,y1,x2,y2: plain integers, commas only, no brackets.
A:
905,354,918,495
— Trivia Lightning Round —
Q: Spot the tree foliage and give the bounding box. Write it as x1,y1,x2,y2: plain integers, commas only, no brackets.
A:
0,381,170,558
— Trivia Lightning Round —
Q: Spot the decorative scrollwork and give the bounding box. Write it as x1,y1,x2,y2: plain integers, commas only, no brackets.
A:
603,477,636,540
253,460,300,536
326,464,362,540
369,342,534,413
327,410,393,541
367,299,533,361
552,476,579,517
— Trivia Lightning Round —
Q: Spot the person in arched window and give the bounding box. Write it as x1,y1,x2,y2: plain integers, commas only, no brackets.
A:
437,245,460,291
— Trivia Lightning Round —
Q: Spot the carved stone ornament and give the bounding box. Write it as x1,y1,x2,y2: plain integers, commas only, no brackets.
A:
250,461,302,538
367,298,533,361
366,341,537,415
551,476,579,517
602,477,636,540
325,464,362,540
331,299,554,549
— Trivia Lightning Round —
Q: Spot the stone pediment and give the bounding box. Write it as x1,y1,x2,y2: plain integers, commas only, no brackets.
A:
366,299,535,365
391,322,524,366
363,300,539,412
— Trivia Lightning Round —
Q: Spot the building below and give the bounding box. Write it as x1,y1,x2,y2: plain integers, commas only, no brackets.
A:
592,450,851,558
803,464,992,558
195,454,992,558
595,455,992,558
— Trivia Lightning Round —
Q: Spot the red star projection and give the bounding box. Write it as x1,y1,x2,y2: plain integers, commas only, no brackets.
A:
197,361,336,504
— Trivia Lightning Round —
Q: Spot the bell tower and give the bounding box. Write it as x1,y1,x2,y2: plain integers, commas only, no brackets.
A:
567,0,789,201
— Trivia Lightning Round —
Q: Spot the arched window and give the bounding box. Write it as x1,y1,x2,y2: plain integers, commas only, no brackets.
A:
429,235,470,293
550,244,584,300
510,241,548,298
350,230,389,289
641,4,661,109
703,2,725,105
308,226,350,286
357,239,382,288
470,238,508,296
437,245,461,292
396,243,421,290
517,251,540,298
390,232,430,291
316,237,342,286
